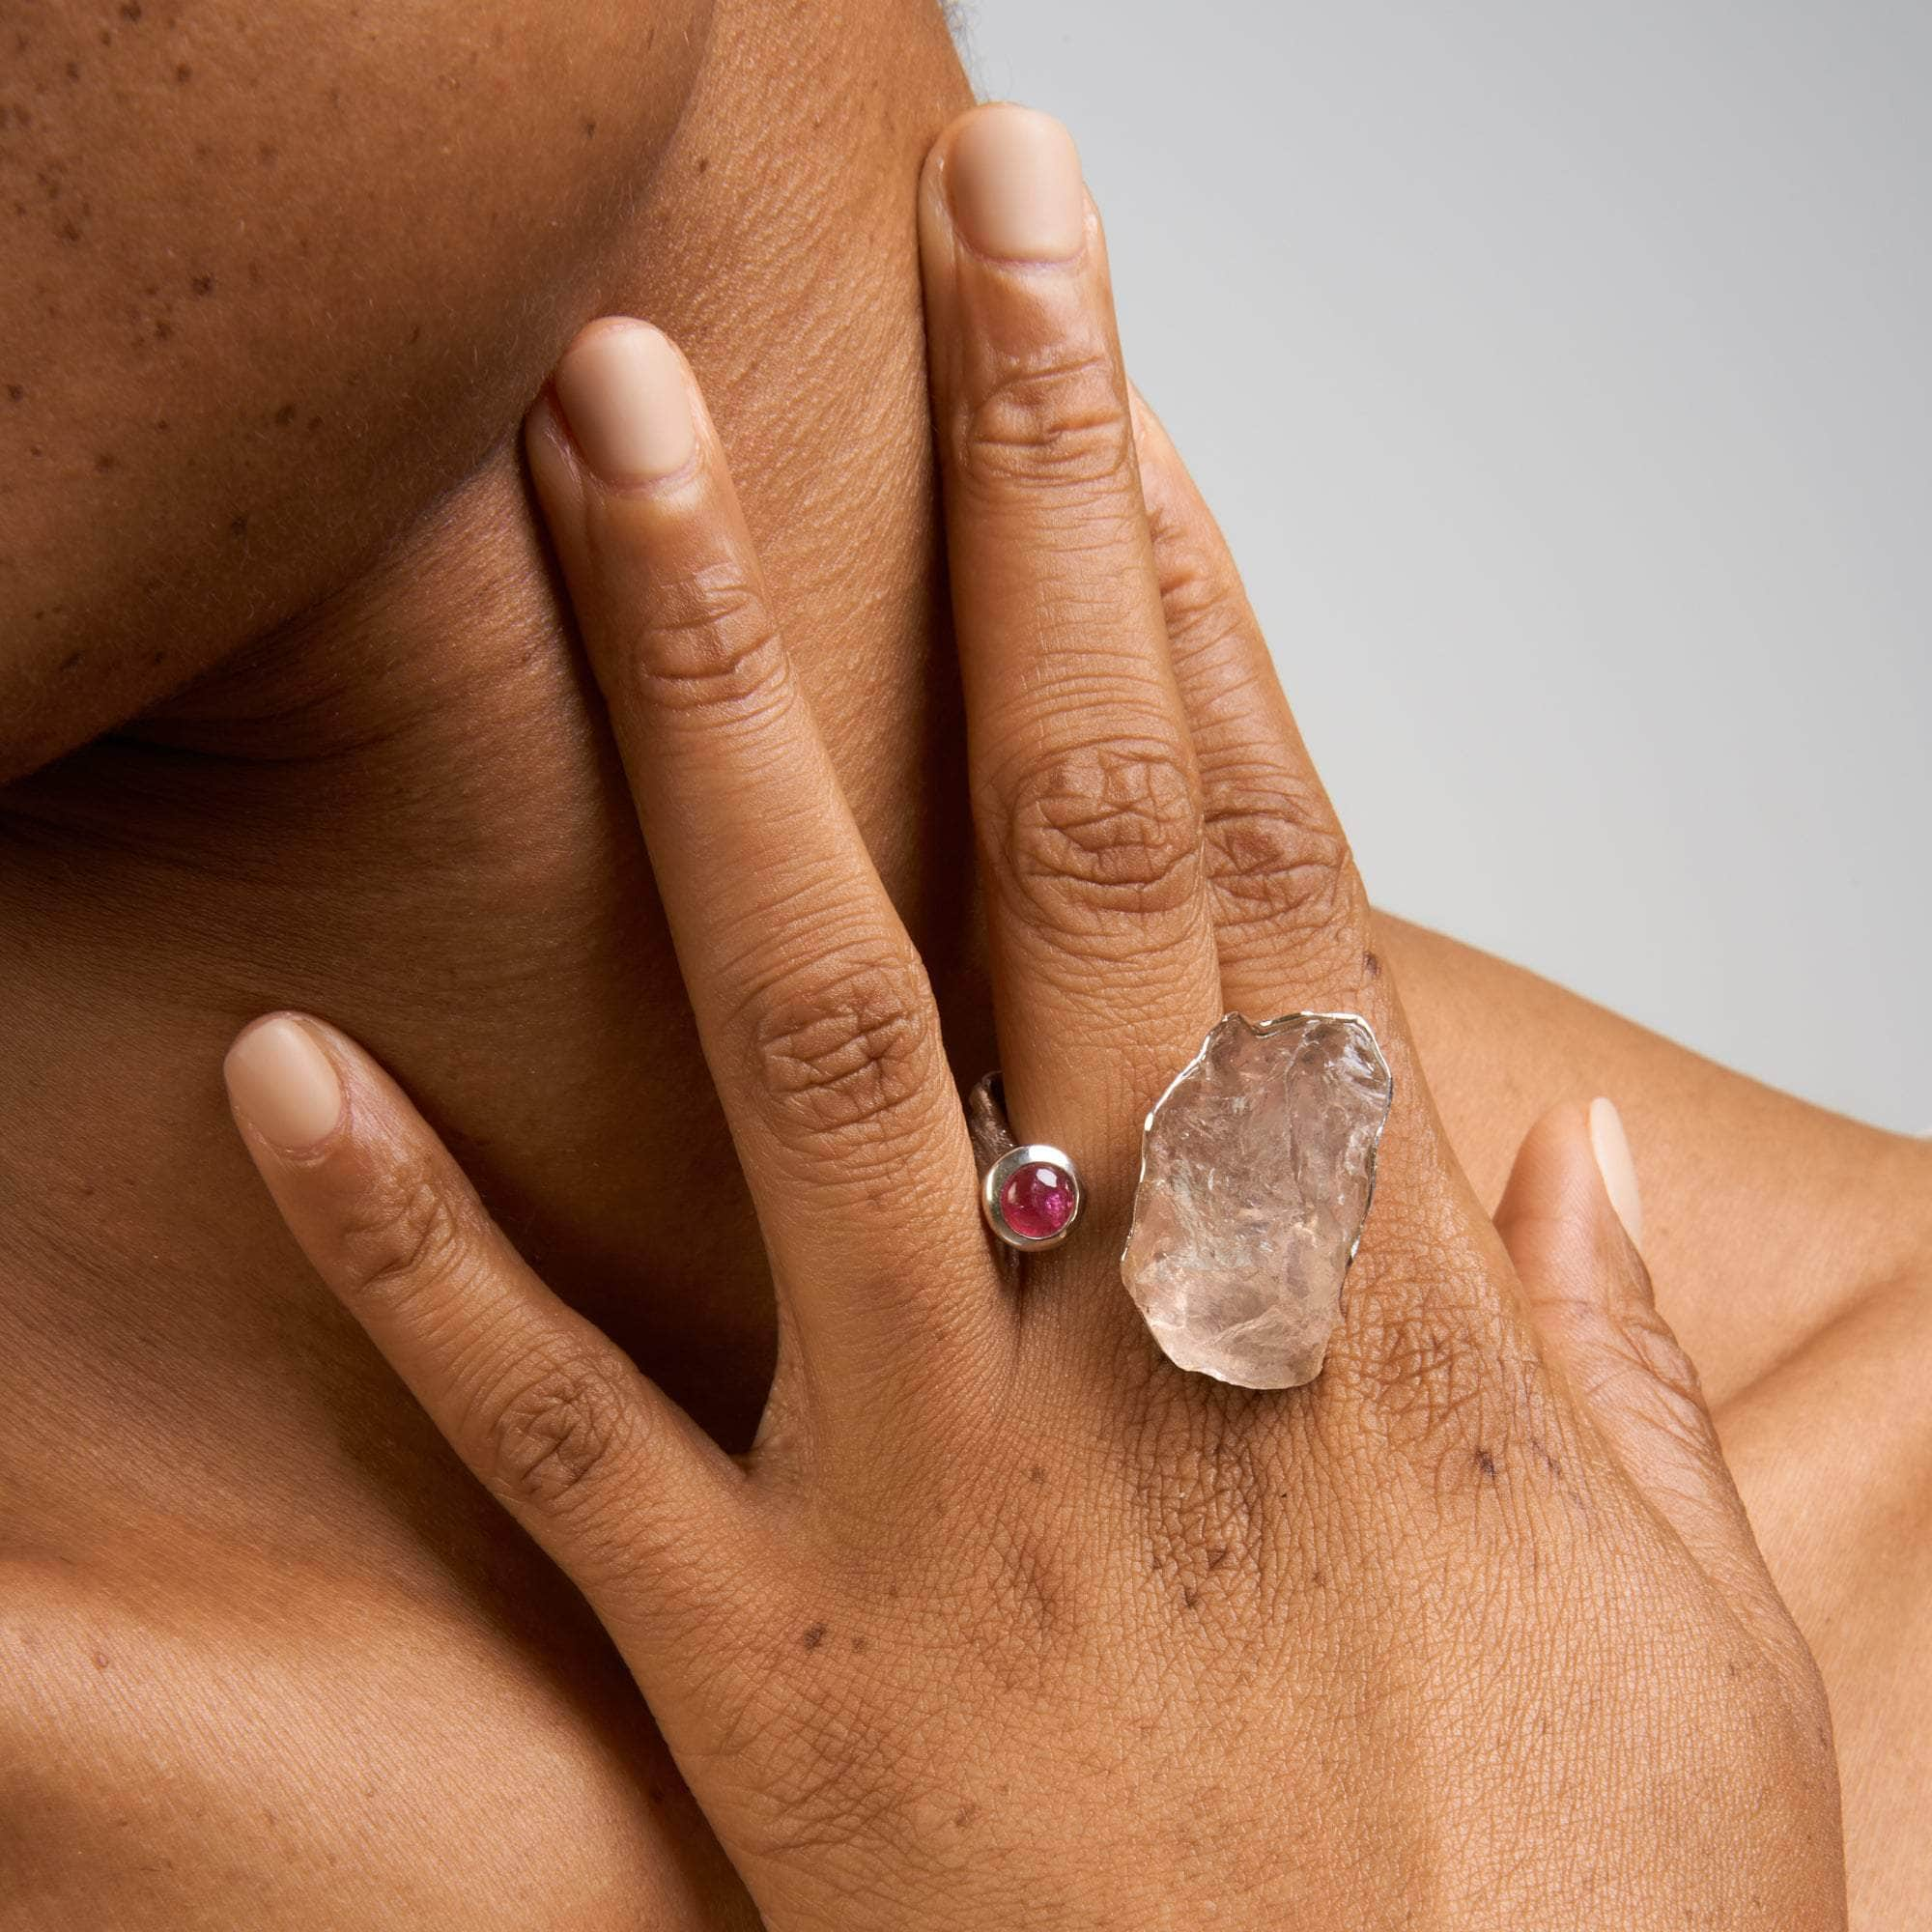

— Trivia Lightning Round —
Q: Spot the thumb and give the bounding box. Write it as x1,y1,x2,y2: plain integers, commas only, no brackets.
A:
1495,1097,1778,1618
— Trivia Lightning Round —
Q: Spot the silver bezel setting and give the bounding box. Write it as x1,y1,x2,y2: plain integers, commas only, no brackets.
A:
980,1143,1084,1251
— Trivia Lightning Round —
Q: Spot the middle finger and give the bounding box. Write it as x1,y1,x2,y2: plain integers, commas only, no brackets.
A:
919,106,1223,1249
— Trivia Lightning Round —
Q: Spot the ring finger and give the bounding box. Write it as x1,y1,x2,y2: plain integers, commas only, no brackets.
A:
919,107,1224,1281
1127,385,1385,1036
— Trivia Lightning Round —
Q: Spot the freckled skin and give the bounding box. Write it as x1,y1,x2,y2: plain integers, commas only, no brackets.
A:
0,0,709,781
0,5,975,1922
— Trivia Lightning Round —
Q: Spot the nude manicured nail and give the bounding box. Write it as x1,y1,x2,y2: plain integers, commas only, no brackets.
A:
553,323,696,485
947,105,1086,262
1588,1095,1644,1250
226,1016,343,1152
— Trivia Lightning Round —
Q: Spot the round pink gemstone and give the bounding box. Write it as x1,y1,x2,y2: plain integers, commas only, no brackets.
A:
1000,1161,1075,1240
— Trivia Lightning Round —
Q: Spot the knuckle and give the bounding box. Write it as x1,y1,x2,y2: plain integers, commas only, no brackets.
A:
467,1344,639,1517
332,1153,472,1309
744,946,945,1161
1325,1225,1548,1492
1203,780,1365,955
624,560,789,722
1153,541,1241,644
1350,1294,1492,1452
1121,1369,1302,1627
952,342,1135,498
1613,1299,1715,1444
987,739,1205,936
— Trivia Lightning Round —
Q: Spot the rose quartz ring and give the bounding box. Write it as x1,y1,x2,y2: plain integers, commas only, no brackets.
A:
966,1072,1085,1252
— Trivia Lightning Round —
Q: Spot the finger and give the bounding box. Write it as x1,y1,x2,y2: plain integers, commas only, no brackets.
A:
1122,387,1588,1434
919,107,1222,1257
1495,1096,1807,1659
223,1012,751,1679
525,322,995,1395
1126,384,1385,1030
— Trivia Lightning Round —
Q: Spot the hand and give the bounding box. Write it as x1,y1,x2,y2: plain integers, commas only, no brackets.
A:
220,105,1843,1927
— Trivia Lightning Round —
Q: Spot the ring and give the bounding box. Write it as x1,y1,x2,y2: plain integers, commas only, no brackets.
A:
966,1073,1085,1251
1121,1011,1394,1391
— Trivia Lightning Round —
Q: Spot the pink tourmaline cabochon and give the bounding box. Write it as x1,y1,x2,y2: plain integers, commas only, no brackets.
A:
1000,1161,1076,1241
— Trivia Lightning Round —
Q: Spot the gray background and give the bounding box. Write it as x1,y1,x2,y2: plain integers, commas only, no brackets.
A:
958,0,1929,1133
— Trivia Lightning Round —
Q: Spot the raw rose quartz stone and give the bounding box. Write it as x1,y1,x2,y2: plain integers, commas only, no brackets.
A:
1121,1012,1393,1389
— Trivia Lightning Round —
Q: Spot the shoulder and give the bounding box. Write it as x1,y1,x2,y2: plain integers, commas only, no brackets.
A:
0,1543,754,1929
1718,1233,1932,1929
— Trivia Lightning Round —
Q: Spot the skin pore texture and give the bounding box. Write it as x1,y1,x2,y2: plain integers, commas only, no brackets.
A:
0,0,1926,1925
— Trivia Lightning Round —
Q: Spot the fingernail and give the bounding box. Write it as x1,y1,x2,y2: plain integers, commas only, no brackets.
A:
553,322,696,486
946,104,1086,262
1588,1096,1644,1250
226,1016,344,1152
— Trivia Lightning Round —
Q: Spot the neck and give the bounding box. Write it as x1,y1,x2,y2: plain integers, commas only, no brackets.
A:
0,2,978,1564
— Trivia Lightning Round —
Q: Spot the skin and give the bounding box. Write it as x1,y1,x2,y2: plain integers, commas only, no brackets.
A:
0,1,1925,1924
218,104,1845,1925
